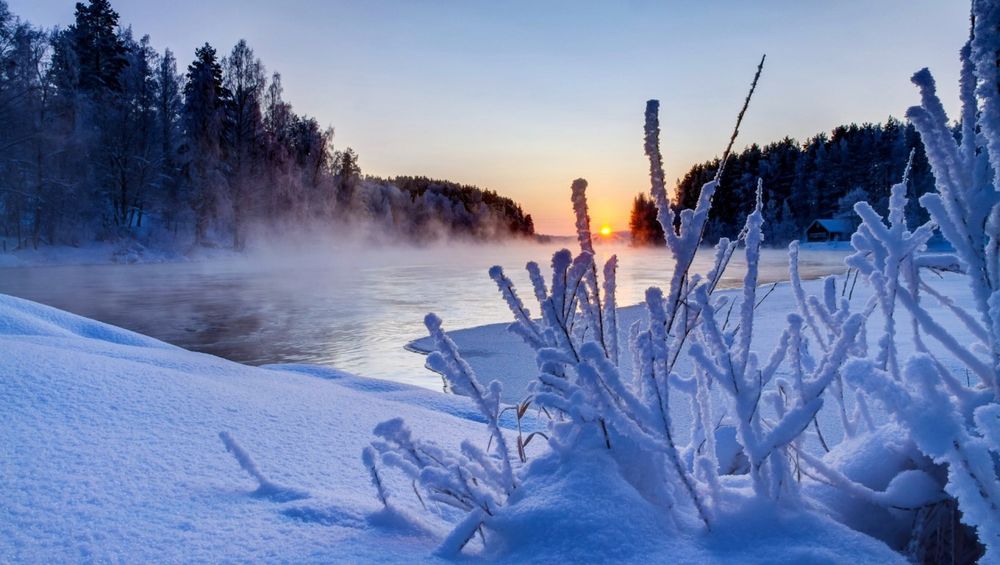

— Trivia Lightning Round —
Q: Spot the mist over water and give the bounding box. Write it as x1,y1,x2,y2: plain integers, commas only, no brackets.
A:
0,240,848,390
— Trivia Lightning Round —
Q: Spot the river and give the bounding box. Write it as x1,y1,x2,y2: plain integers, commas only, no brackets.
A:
0,241,848,389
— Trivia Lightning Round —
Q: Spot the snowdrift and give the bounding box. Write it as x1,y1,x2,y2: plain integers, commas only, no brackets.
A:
0,292,905,562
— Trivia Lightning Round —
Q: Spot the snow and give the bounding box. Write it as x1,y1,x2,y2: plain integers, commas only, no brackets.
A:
0,283,911,562
486,447,902,563
0,241,204,268
396,107,990,556
0,293,485,562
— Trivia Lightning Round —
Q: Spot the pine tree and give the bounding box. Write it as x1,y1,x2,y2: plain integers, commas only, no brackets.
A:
629,192,664,245
181,42,231,245
66,0,127,93
98,30,158,232
334,147,360,214
45,0,131,242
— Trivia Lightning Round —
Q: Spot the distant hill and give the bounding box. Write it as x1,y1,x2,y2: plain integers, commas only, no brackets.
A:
353,176,535,242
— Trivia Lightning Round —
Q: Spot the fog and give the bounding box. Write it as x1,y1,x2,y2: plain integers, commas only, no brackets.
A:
0,239,849,389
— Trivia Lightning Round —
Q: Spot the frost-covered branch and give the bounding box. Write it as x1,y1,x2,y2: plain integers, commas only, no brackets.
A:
220,431,307,502
687,185,856,502
716,54,767,180
842,6,1000,556
424,313,515,493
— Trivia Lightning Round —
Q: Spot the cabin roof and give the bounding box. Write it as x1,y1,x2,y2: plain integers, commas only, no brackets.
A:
808,219,854,233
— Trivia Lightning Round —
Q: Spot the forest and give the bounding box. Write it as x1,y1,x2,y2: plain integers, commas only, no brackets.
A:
630,119,936,246
0,0,535,252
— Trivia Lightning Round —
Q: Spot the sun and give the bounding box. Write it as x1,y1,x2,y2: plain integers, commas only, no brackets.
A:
599,225,612,236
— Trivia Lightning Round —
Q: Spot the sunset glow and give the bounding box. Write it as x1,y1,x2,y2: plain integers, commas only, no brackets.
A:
599,225,612,236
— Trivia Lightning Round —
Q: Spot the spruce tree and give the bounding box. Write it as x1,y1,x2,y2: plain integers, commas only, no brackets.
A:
334,147,360,213
67,0,127,93
181,43,232,245
629,192,664,246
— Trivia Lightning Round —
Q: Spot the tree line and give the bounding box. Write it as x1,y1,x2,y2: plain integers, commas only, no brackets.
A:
0,0,534,252
630,118,936,246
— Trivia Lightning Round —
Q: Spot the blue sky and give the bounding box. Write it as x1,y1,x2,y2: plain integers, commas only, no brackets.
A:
10,0,971,234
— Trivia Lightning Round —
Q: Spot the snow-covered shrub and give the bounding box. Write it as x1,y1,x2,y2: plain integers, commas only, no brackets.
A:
361,57,816,551
361,8,1000,557
840,3,1000,557
364,313,516,556
689,185,869,506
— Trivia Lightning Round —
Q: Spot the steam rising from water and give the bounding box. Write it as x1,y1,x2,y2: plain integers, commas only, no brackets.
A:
0,238,848,389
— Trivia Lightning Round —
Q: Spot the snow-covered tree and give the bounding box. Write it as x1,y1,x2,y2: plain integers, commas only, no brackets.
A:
0,0,542,250
153,48,184,235
836,186,868,219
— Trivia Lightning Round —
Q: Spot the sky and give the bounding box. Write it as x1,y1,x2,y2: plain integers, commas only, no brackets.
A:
9,0,971,235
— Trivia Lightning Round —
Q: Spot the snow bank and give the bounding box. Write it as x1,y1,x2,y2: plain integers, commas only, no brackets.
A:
0,289,908,562
0,241,196,268
0,294,489,562
486,446,902,563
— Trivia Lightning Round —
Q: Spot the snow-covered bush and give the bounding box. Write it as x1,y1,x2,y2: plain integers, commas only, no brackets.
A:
362,5,1000,558
364,313,516,555
688,187,868,506
840,2,1000,557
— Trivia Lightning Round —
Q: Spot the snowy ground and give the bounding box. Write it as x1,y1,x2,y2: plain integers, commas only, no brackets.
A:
0,295,489,562
3,271,975,561
0,240,229,268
